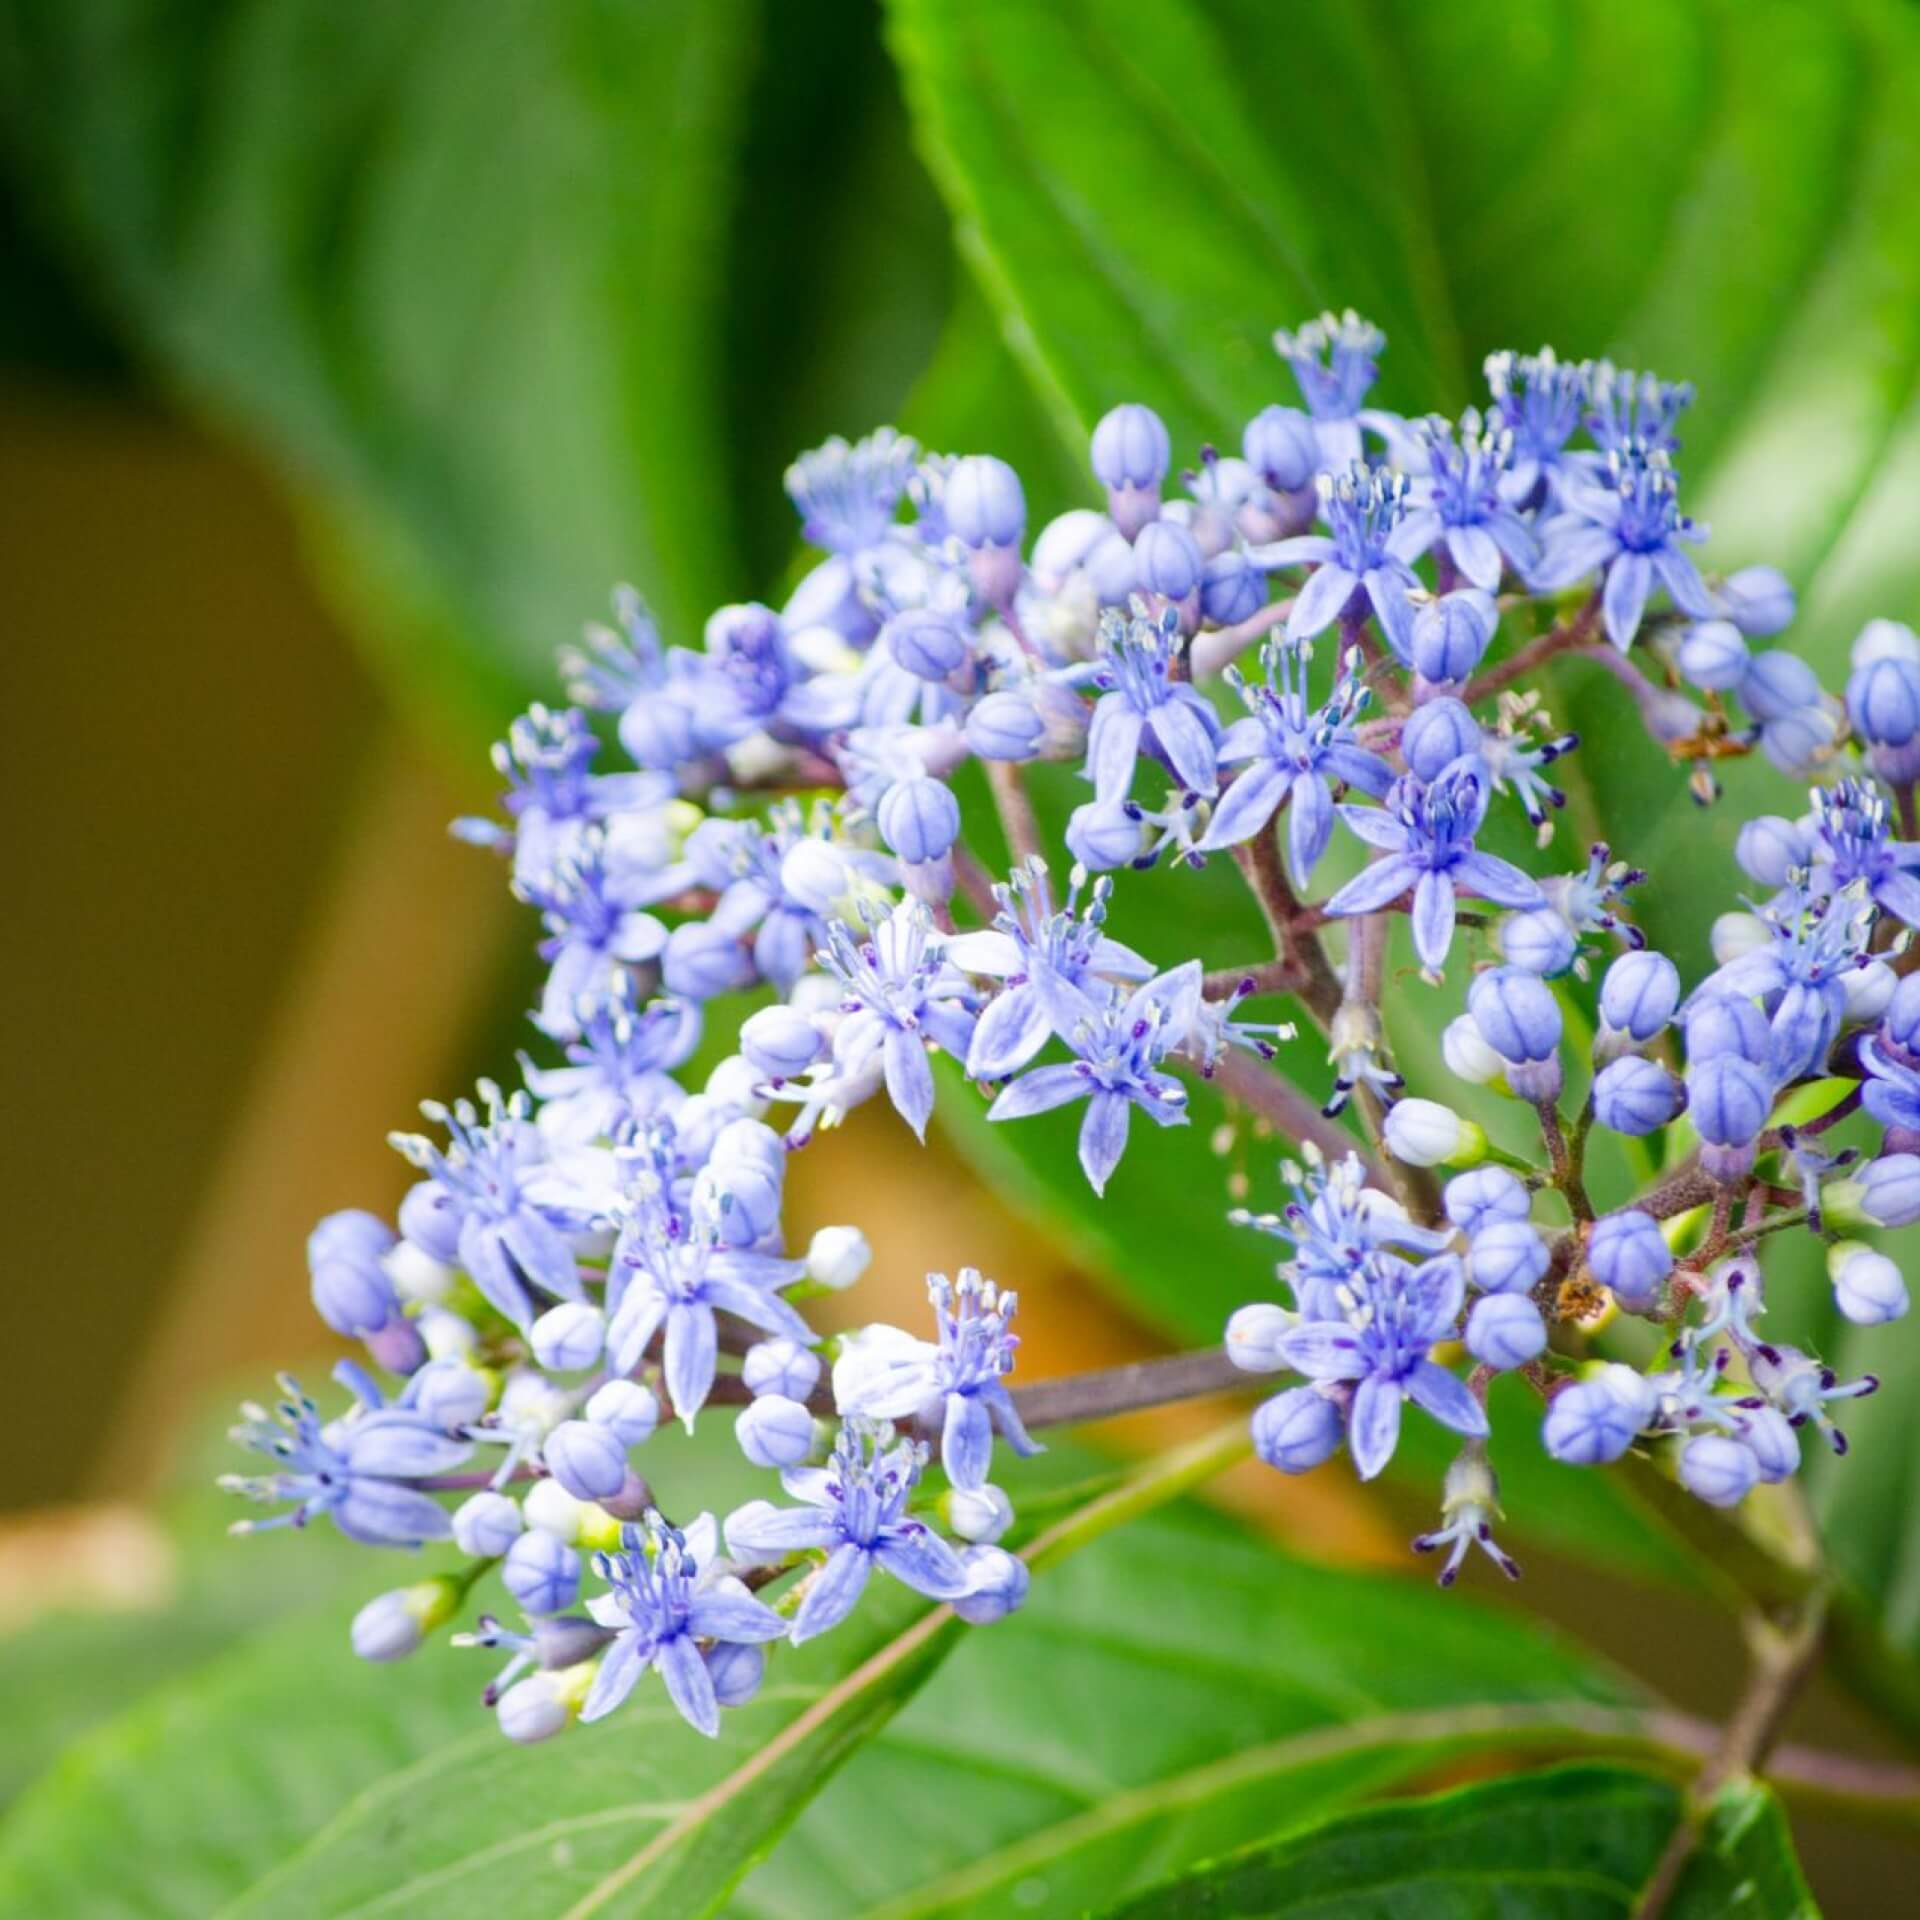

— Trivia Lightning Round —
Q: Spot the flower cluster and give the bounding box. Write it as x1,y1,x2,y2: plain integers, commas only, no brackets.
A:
229,304,1920,1759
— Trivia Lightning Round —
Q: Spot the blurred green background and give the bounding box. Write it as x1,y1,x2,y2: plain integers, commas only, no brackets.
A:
9,1,1920,1913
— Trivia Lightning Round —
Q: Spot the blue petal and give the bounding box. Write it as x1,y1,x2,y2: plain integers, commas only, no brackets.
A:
792,1542,873,1643
1347,1374,1404,1481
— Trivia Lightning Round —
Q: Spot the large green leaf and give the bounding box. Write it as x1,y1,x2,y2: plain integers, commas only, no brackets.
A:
0,1434,1637,1920
733,1509,1637,1920
0,0,759,753
1096,1765,1817,1920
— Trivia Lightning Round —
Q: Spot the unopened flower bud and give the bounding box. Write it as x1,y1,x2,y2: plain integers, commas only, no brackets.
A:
742,1338,820,1402
452,1490,524,1559
705,1638,768,1709
1830,1242,1910,1326
1441,1014,1505,1087
351,1577,459,1662
1678,1433,1760,1509
1225,1302,1293,1372
740,1005,825,1082
806,1224,871,1291
877,776,962,864
1466,1293,1546,1371
1383,1098,1485,1168
1251,1386,1344,1473
1444,1165,1528,1236
952,1545,1030,1624
1721,566,1795,637
735,1394,817,1469
1586,1209,1672,1310
585,1379,660,1448
530,1302,606,1373
946,1483,1015,1543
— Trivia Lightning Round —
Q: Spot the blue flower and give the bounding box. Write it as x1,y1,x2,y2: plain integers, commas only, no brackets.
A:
786,427,918,557
985,965,1199,1193
582,1514,787,1737
1484,348,1589,503
1392,412,1540,590
521,977,700,1147
724,1420,970,1643
1085,602,1221,801
390,1084,589,1331
222,1369,467,1545
1231,1149,1451,1321
948,858,1152,1081
1807,778,1920,927
1325,756,1546,973
1250,466,1419,657
1198,639,1394,875
518,834,669,1040
1531,447,1717,650
1274,1253,1486,1480
560,586,736,769
1861,1036,1920,1136
452,704,677,892
605,1205,811,1426
816,900,978,1141
1582,362,1693,460
832,1269,1041,1490
1271,310,1389,470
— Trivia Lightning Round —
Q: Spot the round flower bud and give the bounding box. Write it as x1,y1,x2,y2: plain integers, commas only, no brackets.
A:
885,607,971,681
1736,1406,1801,1484
1090,402,1171,490
1721,565,1795,637
617,691,696,770
1241,404,1317,492
1740,649,1821,724
1830,1242,1910,1326
778,839,848,916
384,1237,454,1308
1542,1364,1654,1465
947,1483,1015,1544
585,1379,660,1449
1200,549,1267,627
1442,1013,1506,1086
1251,1387,1344,1473
523,1476,586,1542
1030,507,1114,588
1592,1055,1685,1136
503,1529,582,1616
1383,1098,1485,1168
1409,591,1495,686
496,1673,572,1745
1466,1292,1546,1371
1468,965,1562,1068
1469,1218,1548,1295
544,1421,630,1503
877,775,961,864
710,1114,785,1177
1848,653,1920,747
1853,1154,1920,1229
1855,616,1920,669
530,1302,606,1374
409,1359,492,1432
1760,704,1840,778
735,1394,817,1469
1085,528,1140,603
1133,518,1203,601
952,1545,1030,1625
806,1224,872,1291
1678,1433,1760,1509
1401,698,1482,783
1710,911,1774,969
1065,798,1145,872
694,1158,783,1248
663,922,757,1000
705,1638,768,1709
944,455,1025,550
739,1004,825,1083
965,688,1046,762
1687,1053,1773,1147
1683,993,1772,1065
1225,1302,1293,1372
396,1180,460,1266
1599,951,1680,1043
1499,908,1576,977
742,1337,821,1402
308,1209,400,1337
1586,1209,1672,1310
1445,1165,1529,1237
1674,619,1750,692
452,1490,524,1559
351,1577,458,1662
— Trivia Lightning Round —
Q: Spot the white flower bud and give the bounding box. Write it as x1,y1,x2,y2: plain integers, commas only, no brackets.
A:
946,1483,1015,1543
779,839,851,914
1830,1242,1910,1326
1224,1302,1293,1372
1710,910,1773,967
383,1239,454,1306
1441,1014,1504,1086
496,1672,571,1744
523,1477,586,1543
351,1578,457,1662
530,1302,606,1373
807,1224,872,1291
1843,959,1898,1026
1383,1098,1486,1169
451,1490,523,1559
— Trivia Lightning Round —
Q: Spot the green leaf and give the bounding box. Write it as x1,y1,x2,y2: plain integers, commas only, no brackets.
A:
1094,1764,1817,1920
731,1505,1634,1919
0,0,760,753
